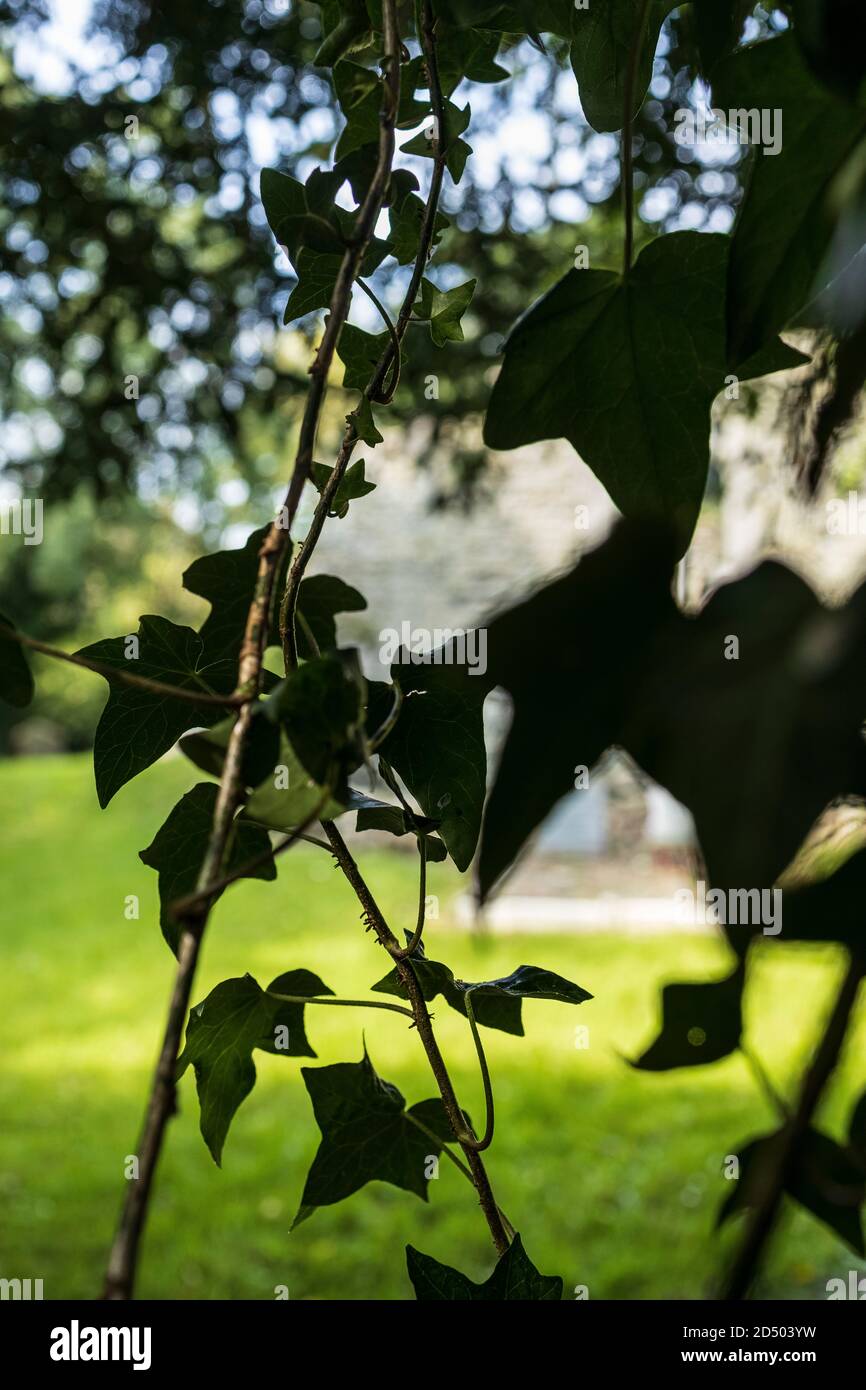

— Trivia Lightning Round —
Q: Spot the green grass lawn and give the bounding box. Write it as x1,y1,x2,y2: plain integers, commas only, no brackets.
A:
1,752,865,1301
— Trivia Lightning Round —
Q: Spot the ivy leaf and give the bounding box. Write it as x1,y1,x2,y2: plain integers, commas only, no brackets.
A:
413,277,476,346
182,523,290,661
716,33,866,362
388,188,449,265
311,458,376,517
140,784,275,954
334,57,428,160
267,653,365,787
240,735,348,830
402,101,473,184
434,1,571,39
314,0,372,68
350,396,383,445
283,240,388,322
570,0,678,133
435,24,509,97
720,1127,865,1255
373,942,591,1034
280,164,391,323
78,617,232,809
632,969,744,1070
259,168,344,265
781,846,866,951
338,323,400,392
284,250,343,321
484,231,734,554
793,0,866,100
355,803,448,861
373,943,523,1034
406,1234,563,1300
83,526,292,806
478,521,679,901
293,1049,456,1225
0,612,34,708
177,970,333,1164
370,643,492,871
622,561,866,908
692,0,754,78
468,964,593,1007
296,574,367,658
179,710,280,790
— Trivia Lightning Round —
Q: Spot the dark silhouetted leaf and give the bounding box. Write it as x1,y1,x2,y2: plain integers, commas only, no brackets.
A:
717,33,866,362
78,617,232,809
177,969,333,1163
355,801,448,860
793,0,866,99
720,1127,865,1254
633,968,744,1070
140,784,275,953
183,523,290,660
406,1233,563,1300
240,736,356,831
351,396,383,445
293,1049,455,1224
623,562,866,914
268,653,364,786
82,526,288,805
296,574,367,659
570,0,677,132
484,232,731,552
373,941,591,1034
0,612,34,708
334,57,428,160
402,100,473,184
311,458,376,518
338,323,392,392
435,24,509,97
478,521,679,900
314,0,372,68
388,188,449,265
371,643,492,870
180,710,280,790
259,167,343,264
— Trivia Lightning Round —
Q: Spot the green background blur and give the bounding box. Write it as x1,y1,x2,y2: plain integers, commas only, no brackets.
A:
2,751,865,1300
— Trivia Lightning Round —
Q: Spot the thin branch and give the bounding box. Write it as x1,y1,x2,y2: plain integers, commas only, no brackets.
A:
268,991,415,1021
368,682,403,751
742,1046,789,1122
393,836,427,959
279,0,451,673
295,609,321,659
621,0,652,276
357,277,401,402
322,820,510,1255
721,951,864,1300
379,755,415,821
461,989,495,1152
277,5,402,543
0,623,242,707
405,1110,476,1180
102,2,403,1302
167,795,330,921
404,1111,518,1240
280,429,356,671
296,832,335,852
